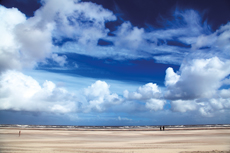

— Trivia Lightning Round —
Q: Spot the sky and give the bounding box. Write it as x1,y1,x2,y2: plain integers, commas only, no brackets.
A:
0,0,230,126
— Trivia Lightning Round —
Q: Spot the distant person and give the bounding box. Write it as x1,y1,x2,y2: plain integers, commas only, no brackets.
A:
160,126,162,131
163,126,165,131
19,131,21,137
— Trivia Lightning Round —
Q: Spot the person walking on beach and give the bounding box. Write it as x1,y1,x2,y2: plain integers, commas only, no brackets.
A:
163,126,165,131
19,131,21,137
160,126,162,131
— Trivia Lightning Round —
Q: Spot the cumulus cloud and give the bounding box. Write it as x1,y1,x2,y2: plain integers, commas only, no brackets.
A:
0,0,117,72
113,21,145,49
124,83,161,100
0,6,26,71
84,80,122,112
165,67,180,86
195,98,230,117
171,100,197,113
145,99,166,111
0,5,54,71
51,54,67,66
170,97,230,117
219,89,230,99
124,83,165,111
165,57,230,100
0,72,125,114
14,16,54,64
0,70,78,113
165,56,230,117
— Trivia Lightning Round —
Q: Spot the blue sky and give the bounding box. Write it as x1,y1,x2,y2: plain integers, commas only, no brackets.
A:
0,0,230,126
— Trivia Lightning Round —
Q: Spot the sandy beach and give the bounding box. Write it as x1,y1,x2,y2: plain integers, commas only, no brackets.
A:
0,127,230,153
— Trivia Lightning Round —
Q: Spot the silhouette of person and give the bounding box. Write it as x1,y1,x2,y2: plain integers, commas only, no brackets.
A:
160,126,162,131
163,126,165,131
19,131,21,137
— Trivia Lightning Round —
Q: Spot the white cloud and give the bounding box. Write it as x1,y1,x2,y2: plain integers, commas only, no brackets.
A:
165,57,230,100
219,89,230,98
123,90,141,100
170,98,230,117
59,41,148,60
84,80,122,112
0,4,54,71
171,100,197,113
54,8,229,65
114,21,145,49
2,2,229,72
39,0,116,46
143,10,211,64
196,98,230,117
14,20,54,66
124,83,165,111
190,22,230,61
198,106,213,117
210,98,230,111
152,54,185,65
124,83,161,100
0,6,26,71
222,76,230,85
146,99,165,111
1,1,230,121
192,22,230,50
0,70,78,113
0,0,117,72
192,34,216,49
51,54,67,66
165,56,230,117
165,67,180,86
0,71,135,114
59,9,208,64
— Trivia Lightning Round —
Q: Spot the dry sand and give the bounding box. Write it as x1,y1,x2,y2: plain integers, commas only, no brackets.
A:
0,128,230,153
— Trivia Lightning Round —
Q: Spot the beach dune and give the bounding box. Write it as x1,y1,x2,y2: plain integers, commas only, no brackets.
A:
0,127,230,153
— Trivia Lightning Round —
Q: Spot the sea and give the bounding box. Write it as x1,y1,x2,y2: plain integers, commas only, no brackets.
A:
0,124,230,130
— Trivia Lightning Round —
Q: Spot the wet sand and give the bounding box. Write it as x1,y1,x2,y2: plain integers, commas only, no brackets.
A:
0,128,230,153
